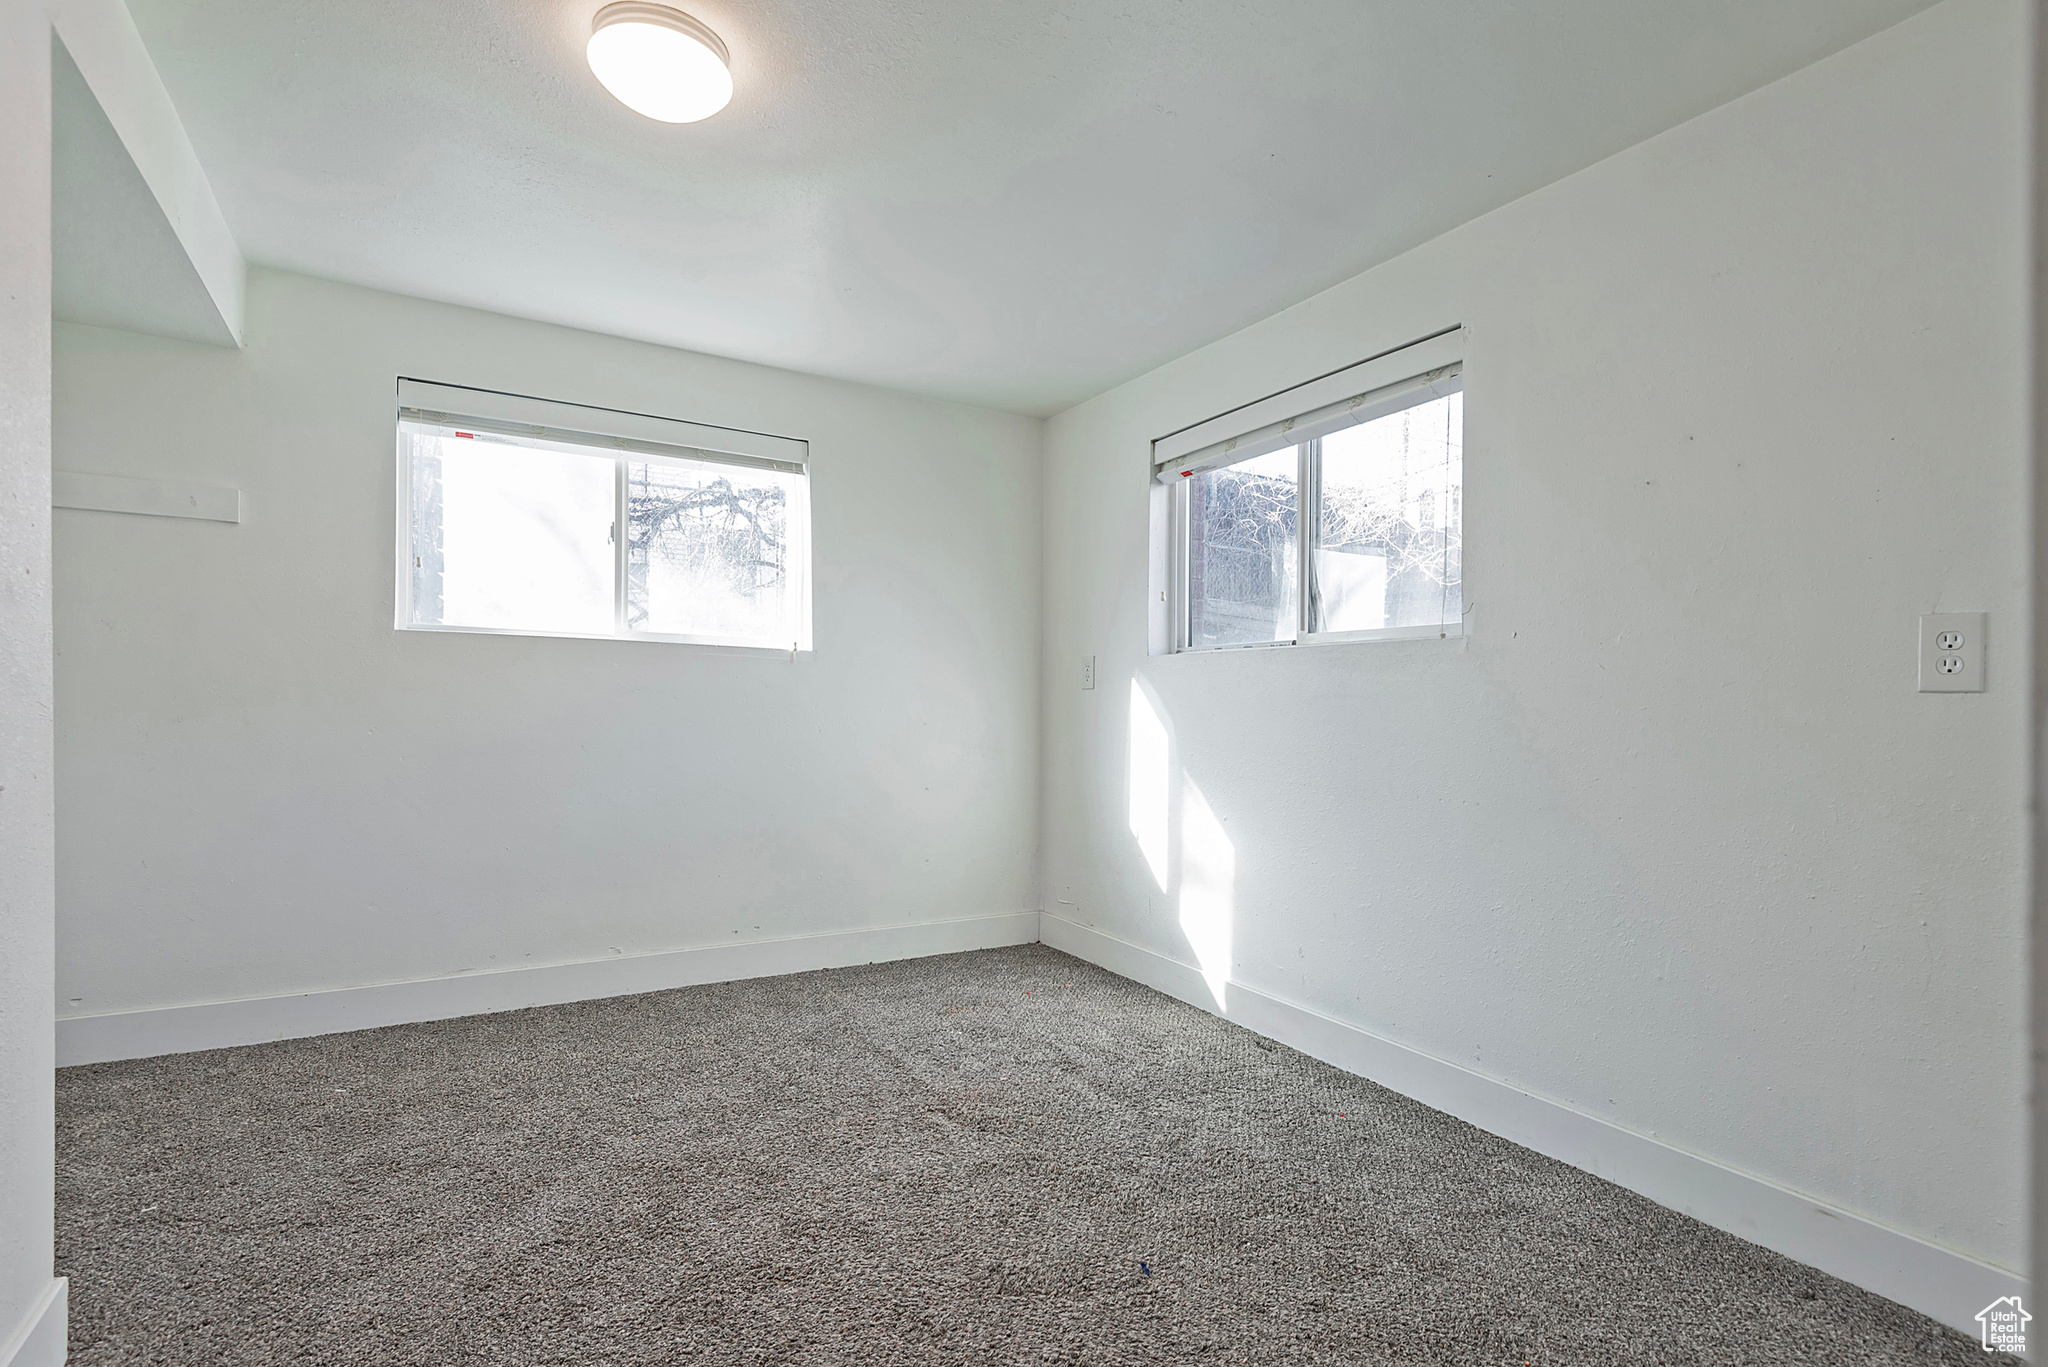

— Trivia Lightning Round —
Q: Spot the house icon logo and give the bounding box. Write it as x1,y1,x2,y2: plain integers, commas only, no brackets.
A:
1977,1296,2028,1354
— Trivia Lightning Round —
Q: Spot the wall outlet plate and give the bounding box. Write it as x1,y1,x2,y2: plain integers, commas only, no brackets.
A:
1081,654,1096,691
1918,612,1984,693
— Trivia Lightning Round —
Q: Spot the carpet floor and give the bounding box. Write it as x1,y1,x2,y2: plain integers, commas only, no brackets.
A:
57,943,2001,1365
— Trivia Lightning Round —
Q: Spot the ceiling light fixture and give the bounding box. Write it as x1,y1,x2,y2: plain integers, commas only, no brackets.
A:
587,2,733,124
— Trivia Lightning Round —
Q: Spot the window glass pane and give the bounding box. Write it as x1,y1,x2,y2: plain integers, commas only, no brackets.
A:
1187,447,1298,648
1309,391,1462,633
627,459,801,643
405,431,616,634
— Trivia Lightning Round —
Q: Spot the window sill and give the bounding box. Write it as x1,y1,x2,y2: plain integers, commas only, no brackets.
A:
1302,620,1467,646
395,621,812,653
1169,619,1466,656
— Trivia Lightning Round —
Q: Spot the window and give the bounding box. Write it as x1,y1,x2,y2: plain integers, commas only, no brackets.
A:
1187,447,1298,648
1155,331,1462,651
396,379,811,649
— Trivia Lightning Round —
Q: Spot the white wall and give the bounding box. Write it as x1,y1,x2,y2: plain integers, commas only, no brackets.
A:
0,3,58,1363
1042,0,2027,1275
53,268,1041,1016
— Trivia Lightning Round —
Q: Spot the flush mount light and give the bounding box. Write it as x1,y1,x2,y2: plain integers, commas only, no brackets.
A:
587,2,733,124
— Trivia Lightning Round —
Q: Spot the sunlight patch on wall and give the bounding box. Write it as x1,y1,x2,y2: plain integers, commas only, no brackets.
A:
1178,778,1234,1010
1128,680,1171,891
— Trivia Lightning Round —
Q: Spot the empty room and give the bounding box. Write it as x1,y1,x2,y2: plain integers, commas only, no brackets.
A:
0,0,2040,1362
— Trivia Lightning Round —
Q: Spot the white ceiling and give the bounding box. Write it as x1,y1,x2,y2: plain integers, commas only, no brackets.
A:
124,0,1936,415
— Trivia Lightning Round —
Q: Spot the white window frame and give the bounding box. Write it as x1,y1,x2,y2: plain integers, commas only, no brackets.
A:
394,378,813,651
1153,329,1464,655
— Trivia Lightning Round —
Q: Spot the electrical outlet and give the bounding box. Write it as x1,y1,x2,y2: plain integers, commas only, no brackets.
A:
1081,654,1096,691
1918,613,1985,693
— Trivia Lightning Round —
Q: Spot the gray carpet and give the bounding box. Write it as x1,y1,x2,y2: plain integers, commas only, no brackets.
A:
57,944,2001,1365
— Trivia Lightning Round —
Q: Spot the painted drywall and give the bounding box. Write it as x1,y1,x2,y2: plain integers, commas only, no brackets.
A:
49,0,242,344
7,0,232,1351
0,2,59,1362
53,267,1041,1018
1041,0,2028,1275
52,37,232,348
2033,0,2048,1333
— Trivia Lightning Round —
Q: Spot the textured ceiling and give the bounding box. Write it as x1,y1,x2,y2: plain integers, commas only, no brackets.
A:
125,0,1937,415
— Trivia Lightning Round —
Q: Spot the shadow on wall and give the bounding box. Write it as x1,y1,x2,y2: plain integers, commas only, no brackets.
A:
1127,678,1234,1010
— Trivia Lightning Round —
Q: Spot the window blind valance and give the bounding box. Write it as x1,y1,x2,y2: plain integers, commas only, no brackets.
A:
396,378,808,475
1150,327,1462,483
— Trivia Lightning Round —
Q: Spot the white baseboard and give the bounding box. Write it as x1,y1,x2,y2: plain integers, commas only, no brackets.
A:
0,1279,66,1367
1038,911,2023,1342
57,912,1041,1067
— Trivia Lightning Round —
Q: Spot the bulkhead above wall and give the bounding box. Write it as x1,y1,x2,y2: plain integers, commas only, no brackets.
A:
50,0,243,347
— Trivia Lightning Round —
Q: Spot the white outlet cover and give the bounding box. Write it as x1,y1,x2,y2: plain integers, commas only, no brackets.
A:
1081,654,1096,691
1918,612,1985,693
